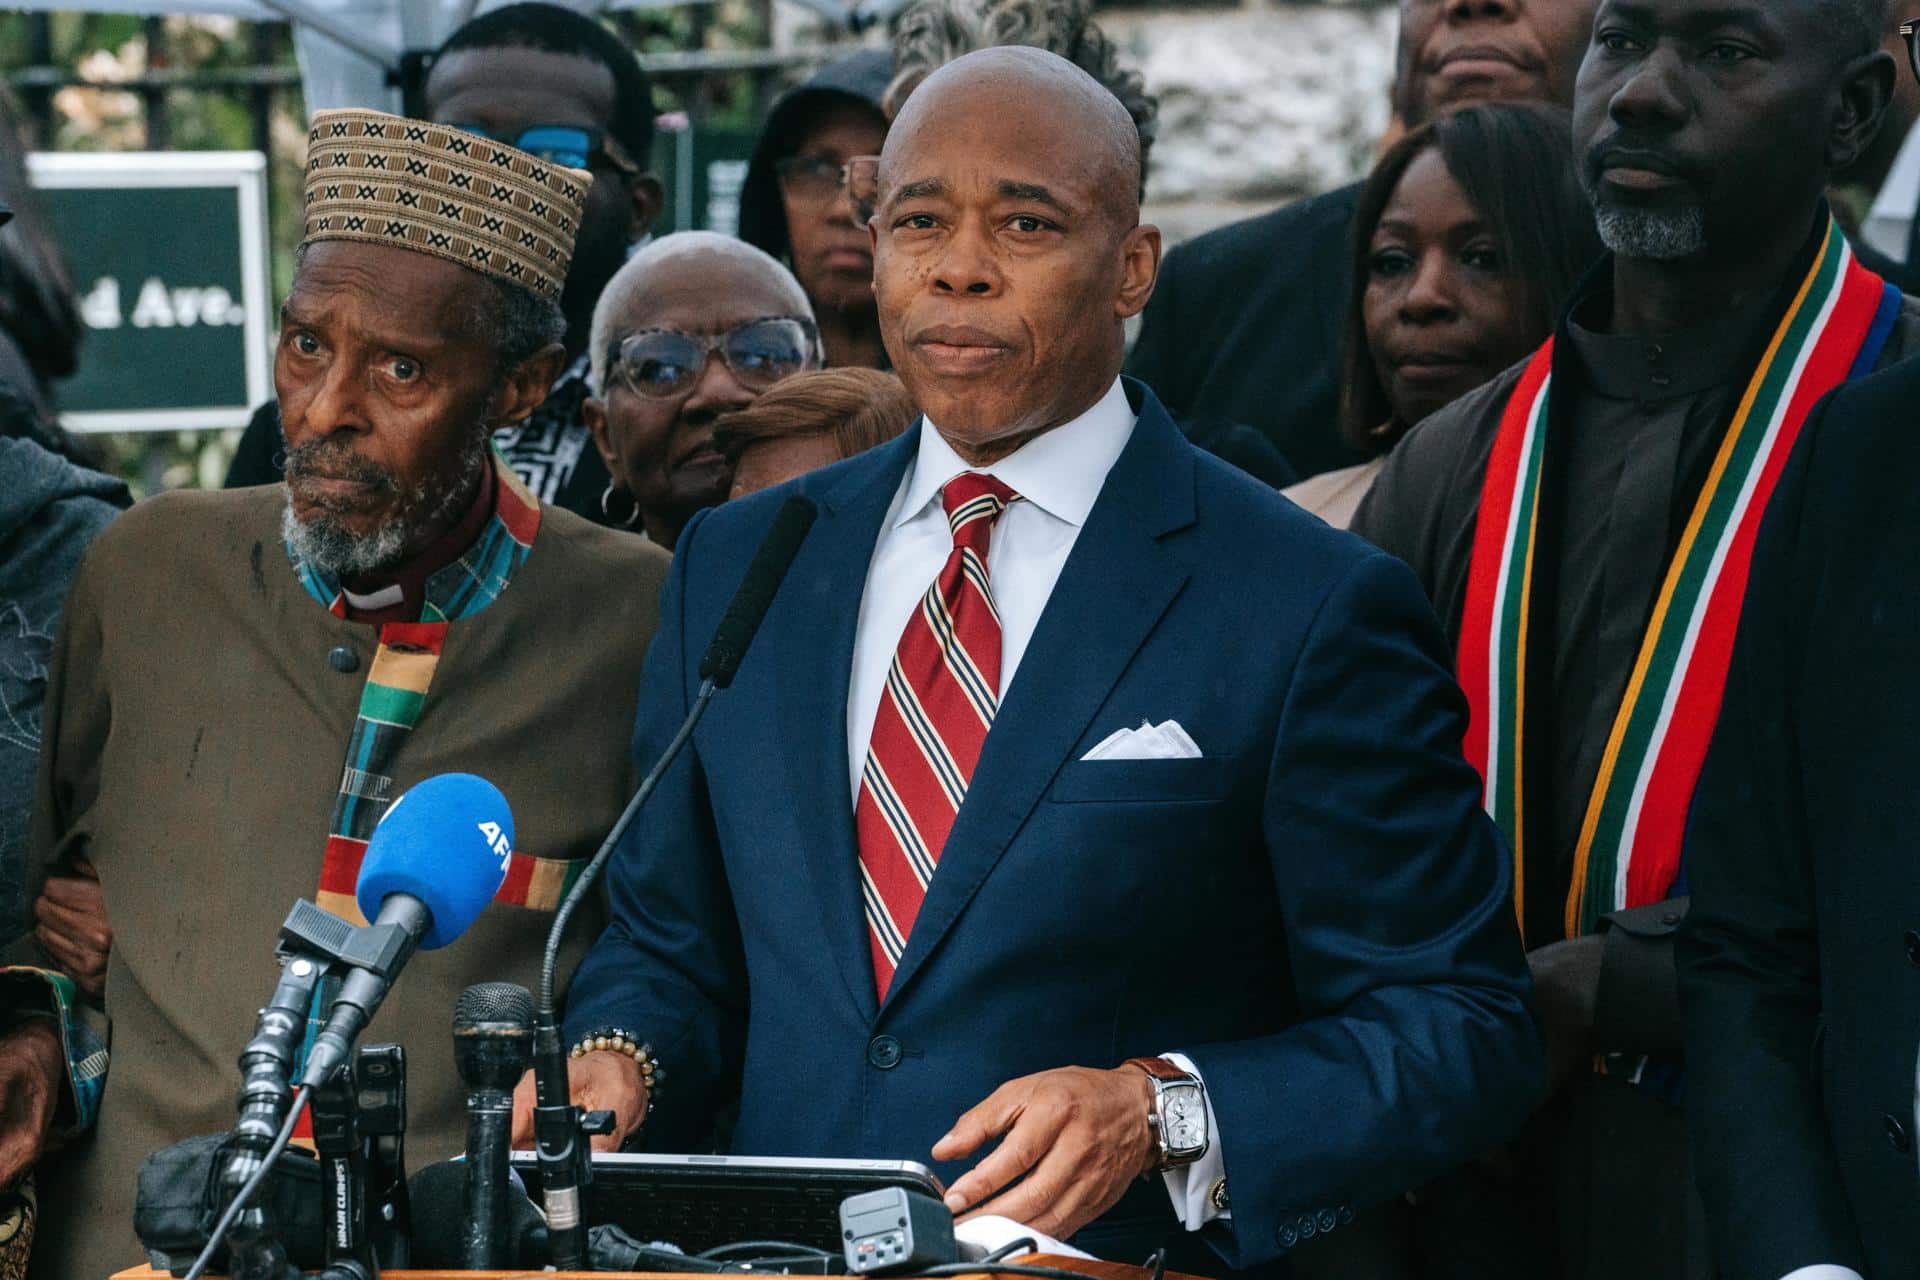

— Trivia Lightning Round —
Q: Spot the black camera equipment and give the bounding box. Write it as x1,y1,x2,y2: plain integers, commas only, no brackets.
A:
309,1052,376,1278
356,1043,411,1269
175,896,435,1280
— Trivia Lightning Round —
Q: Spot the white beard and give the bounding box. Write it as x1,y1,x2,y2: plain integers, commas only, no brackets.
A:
281,428,491,579
1594,205,1708,262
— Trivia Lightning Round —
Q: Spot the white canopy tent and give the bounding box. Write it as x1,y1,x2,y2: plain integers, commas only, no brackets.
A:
14,0,903,117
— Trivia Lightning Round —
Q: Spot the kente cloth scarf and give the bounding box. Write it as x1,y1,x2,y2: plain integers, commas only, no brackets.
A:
287,454,586,920
1458,220,1900,940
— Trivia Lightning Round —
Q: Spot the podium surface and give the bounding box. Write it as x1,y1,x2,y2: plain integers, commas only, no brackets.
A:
112,1253,1201,1280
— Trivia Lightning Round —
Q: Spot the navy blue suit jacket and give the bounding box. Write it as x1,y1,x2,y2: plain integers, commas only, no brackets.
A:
566,383,1544,1270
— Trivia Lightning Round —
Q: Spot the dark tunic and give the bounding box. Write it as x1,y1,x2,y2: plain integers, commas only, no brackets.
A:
1354,265,1920,948
1350,244,1920,1278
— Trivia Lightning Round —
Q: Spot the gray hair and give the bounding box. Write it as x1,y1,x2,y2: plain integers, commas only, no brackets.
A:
884,0,1157,193
490,276,566,370
587,232,813,394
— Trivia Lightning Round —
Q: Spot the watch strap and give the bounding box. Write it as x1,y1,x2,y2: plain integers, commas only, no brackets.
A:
1124,1055,1193,1084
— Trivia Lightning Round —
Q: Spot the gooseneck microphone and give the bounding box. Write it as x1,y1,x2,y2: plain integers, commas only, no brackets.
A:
532,495,819,1269
301,774,515,1088
453,982,535,1269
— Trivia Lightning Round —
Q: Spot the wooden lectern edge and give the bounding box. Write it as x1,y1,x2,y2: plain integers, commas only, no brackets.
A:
112,1251,1205,1280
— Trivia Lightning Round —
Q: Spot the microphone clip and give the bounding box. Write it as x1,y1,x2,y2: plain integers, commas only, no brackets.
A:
279,899,414,986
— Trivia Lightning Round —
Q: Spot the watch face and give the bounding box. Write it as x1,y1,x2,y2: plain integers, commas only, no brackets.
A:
1162,1083,1207,1155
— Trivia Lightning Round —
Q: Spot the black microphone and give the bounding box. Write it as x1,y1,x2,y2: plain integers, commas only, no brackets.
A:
406,1160,546,1269
698,495,819,688
453,982,535,1270
533,494,819,1268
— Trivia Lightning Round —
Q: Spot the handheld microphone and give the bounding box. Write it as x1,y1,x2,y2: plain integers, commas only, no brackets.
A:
532,494,819,1268
453,982,535,1269
406,1160,546,1269
301,774,514,1088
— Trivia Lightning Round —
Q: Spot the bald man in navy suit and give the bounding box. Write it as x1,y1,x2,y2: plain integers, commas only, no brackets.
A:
536,47,1544,1274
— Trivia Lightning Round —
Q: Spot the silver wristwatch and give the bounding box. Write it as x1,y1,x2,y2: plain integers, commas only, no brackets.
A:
1125,1056,1210,1171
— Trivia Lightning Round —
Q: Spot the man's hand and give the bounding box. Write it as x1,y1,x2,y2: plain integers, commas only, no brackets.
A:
932,1066,1157,1240
34,859,111,1001
509,1051,647,1154
0,1021,64,1187
1529,935,1605,1090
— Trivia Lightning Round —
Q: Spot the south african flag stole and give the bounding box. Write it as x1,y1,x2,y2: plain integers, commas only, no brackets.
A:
1457,220,1901,941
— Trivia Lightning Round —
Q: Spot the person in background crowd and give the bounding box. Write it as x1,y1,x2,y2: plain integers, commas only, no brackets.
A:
584,232,823,549
225,2,663,529
1286,102,1601,527
528,46,1541,1273
0,377,123,1280
1350,0,1911,1274
714,366,917,499
1128,0,1599,480
1676,328,1920,1280
738,50,892,371
1831,3,1920,228
883,0,1155,176
878,0,1296,490
0,93,83,427
9,112,669,1280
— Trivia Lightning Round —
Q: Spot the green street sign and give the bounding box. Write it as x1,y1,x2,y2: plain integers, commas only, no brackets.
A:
652,123,761,237
28,151,273,433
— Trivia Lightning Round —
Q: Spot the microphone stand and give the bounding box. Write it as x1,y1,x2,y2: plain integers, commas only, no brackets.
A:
218,949,329,1280
529,485,821,1266
533,677,718,1268
531,494,819,1269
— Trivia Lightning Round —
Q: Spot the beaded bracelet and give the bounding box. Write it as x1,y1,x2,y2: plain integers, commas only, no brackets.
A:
571,1028,664,1106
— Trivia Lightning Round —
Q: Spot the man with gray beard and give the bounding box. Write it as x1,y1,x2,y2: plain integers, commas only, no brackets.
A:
2,110,667,1279
1350,0,1915,1275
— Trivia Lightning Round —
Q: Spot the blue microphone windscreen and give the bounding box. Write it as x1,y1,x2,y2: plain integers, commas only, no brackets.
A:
357,773,514,950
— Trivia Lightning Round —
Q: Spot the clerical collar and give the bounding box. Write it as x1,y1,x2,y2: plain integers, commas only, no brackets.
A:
1560,209,1830,403
287,451,545,626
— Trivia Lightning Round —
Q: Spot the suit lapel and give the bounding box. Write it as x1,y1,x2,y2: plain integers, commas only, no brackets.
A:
880,388,1198,1013
778,428,920,1022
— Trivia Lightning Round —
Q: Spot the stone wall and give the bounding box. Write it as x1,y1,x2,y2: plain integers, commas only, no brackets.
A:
768,0,1399,247
1100,2,1397,244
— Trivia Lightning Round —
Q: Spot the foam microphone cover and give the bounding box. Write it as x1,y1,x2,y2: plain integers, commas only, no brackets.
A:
356,773,514,950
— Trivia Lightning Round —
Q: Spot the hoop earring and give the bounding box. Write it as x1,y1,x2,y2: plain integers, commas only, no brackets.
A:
601,481,642,530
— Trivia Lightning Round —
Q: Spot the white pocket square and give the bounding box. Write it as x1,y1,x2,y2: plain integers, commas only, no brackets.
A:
1080,719,1203,761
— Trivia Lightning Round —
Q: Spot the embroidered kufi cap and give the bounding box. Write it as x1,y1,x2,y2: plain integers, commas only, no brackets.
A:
302,109,591,301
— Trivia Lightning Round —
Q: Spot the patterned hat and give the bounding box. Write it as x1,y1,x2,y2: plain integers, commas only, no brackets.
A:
302,109,592,301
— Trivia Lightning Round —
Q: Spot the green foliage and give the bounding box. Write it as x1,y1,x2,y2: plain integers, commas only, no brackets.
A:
3,3,785,494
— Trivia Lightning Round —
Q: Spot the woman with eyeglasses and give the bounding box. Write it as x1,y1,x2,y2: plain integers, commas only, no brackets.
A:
583,233,825,550
738,50,892,372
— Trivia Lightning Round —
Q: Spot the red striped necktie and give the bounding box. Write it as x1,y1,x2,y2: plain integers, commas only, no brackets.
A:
856,472,1019,999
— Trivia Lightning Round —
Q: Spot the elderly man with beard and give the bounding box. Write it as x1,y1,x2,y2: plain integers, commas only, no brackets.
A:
1351,0,1913,1275
0,110,667,1280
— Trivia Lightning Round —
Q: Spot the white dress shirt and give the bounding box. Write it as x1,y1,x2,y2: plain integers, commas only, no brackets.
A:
844,378,1227,1232
845,377,1136,796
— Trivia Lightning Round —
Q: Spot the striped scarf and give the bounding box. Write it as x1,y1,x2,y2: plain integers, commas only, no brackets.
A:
1458,220,1900,941
287,454,586,919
